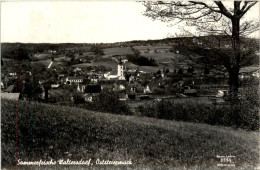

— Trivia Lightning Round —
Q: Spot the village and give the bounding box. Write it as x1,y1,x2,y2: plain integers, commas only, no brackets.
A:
1,40,259,108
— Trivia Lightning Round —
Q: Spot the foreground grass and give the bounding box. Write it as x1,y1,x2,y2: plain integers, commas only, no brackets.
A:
1,99,259,169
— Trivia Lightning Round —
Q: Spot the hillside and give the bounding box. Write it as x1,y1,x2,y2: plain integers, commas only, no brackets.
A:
1,99,259,169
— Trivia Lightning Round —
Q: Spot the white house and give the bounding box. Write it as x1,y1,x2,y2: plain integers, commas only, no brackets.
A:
143,85,151,93
104,70,118,80
65,77,83,84
122,59,128,63
240,66,260,78
252,70,260,78
51,84,60,89
9,72,17,76
77,84,86,92
73,67,82,72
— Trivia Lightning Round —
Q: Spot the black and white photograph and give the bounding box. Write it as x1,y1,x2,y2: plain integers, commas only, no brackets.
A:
1,1,259,169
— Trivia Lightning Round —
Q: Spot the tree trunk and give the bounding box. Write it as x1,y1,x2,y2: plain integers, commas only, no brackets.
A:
229,17,240,103
44,88,48,102
228,67,239,102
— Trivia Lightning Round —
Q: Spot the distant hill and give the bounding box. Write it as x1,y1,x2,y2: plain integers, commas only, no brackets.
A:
1,36,258,58
2,99,258,168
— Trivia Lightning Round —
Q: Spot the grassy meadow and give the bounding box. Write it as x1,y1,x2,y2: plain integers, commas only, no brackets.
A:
1,99,259,169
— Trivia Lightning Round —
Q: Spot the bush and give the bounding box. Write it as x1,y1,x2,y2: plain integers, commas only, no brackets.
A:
82,90,132,115
90,46,104,56
73,93,85,104
138,97,259,131
235,84,259,130
126,54,157,66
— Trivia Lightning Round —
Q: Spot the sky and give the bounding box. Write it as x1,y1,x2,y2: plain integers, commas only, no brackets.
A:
1,1,259,43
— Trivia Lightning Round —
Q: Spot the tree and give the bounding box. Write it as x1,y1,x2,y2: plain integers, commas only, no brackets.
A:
42,82,51,102
21,75,43,100
187,66,195,74
124,72,131,82
17,46,29,60
177,68,183,75
204,67,210,75
93,89,132,115
90,45,104,57
143,1,259,102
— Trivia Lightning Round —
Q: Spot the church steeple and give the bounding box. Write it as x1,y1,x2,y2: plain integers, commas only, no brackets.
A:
118,57,125,80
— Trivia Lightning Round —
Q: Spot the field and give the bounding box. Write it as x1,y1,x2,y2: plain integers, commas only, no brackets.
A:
102,47,134,59
72,61,117,69
17,45,188,74
128,96,213,110
133,45,172,51
33,54,52,61
2,99,259,169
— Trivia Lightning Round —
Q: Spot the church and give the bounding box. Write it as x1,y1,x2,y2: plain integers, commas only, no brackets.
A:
104,59,125,80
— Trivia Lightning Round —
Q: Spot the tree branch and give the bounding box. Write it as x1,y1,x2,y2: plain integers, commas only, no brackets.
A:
240,1,258,18
214,1,233,18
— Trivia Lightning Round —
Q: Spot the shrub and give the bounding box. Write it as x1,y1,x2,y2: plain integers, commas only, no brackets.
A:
126,54,157,66
235,84,259,130
138,97,259,131
90,46,104,56
83,90,132,115
73,93,85,104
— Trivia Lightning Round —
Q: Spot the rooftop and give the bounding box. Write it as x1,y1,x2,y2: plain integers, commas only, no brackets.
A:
67,77,83,80
5,85,14,92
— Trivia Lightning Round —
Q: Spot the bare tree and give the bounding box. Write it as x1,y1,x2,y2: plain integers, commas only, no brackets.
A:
143,1,259,102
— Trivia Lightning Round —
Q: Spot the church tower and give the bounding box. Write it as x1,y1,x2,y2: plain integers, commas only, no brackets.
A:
118,58,125,80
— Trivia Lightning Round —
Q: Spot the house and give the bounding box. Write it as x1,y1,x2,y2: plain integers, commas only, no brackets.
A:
143,85,151,94
104,70,118,80
101,84,114,90
1,82,4,89
9,72,17,76
145,79,164,93
65,77,83,84
122,59,128,63
139,94,150,100
119,84,125,91
119,93,127,101
51,84,60,89
84,94,94,102
216,90,229,98
239,67,260,78
73,67,82,72
127,69,137,73
77,84,86,93
184,88,197,96
113,84,126,91
58,74,65,79
88,75,99,83
252,70,260,78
